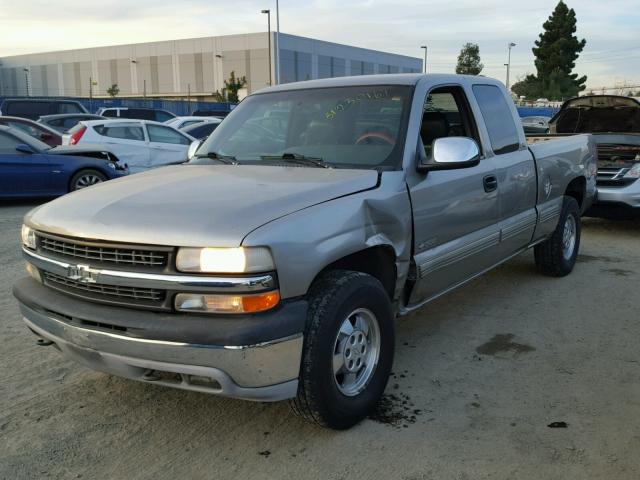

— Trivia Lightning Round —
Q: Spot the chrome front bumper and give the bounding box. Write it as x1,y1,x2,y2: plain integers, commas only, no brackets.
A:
19,301,302,401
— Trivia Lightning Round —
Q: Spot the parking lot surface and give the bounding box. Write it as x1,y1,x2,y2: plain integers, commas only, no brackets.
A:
1,201,639,480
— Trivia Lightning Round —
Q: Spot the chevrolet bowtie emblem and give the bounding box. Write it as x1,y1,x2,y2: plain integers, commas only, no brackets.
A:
67,264,99,284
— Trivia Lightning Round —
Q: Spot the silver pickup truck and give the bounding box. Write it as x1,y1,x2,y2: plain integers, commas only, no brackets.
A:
14,74,596,430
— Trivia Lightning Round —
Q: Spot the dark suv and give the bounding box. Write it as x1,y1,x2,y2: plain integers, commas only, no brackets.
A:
0,99,88,120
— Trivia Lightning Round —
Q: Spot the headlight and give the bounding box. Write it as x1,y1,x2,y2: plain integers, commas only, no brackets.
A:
21,225,36,250
106,162,116,170
624,162,640,179
176,247,274,273
174,291,280,314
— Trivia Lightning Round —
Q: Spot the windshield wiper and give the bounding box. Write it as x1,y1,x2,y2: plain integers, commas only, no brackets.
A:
194,151,239,165
261,152,331,169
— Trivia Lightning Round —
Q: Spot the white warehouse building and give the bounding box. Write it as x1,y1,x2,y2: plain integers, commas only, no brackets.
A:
0,33,422,99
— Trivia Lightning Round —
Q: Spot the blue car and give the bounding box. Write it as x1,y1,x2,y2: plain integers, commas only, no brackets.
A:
0,125,128,198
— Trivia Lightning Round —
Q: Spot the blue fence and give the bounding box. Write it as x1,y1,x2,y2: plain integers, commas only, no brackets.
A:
0,96,235,116
517,107,559,118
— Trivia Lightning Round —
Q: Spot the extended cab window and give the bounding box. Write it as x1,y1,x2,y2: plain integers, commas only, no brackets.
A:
420,86,480,157
472,85,520,154
195,85,413,170
95,124,145,141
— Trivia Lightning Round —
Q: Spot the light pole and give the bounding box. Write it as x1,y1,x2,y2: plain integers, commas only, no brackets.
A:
261,9,272,85
420,46,427,74
23,68,30,97
506,42,516,92
275,0,280,84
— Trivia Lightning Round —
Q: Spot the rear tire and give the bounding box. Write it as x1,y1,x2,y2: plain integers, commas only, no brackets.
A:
289,270,395,430
69,169,107,192
534,196,581,277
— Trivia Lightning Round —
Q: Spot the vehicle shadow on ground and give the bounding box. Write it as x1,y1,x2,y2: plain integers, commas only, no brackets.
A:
0,199,49,208
583,216,640,234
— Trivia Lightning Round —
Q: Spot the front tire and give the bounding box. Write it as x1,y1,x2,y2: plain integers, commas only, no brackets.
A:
534,196,581,277
70,169,107,192
290,270,395,430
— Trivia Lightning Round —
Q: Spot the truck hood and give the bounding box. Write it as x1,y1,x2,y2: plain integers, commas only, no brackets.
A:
26,165,379,247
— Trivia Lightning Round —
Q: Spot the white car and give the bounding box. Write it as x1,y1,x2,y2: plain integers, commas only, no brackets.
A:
165,116,222,130
65,119,195,174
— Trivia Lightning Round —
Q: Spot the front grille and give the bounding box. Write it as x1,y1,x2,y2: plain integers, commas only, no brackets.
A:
596,144,639,188
43,271,165,305
596,167,636,188
38,234,169,269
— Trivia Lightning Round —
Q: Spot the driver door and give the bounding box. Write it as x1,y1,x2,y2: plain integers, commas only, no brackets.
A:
406,85,502,306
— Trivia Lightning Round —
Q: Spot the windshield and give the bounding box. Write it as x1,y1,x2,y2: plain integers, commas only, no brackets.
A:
193,85,413,170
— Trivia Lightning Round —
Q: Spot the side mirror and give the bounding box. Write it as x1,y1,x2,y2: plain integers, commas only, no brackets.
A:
187,139,202,160
417,137,480,172
15,144,36,155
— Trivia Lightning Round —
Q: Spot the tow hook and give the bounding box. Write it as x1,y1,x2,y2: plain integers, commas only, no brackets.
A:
36,338,54,347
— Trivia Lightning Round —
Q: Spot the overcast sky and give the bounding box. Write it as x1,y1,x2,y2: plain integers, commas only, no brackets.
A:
1,0,638,90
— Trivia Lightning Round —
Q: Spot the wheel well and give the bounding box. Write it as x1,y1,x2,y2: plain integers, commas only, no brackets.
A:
565,177,586,210
317,246,397,299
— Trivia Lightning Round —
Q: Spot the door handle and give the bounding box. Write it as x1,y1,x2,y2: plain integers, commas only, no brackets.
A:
483,175,498,192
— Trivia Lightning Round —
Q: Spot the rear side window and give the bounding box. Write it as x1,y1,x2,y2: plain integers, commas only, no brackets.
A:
189,123,218,138
147,124,190,145
127,109,155,120
155,111,174,122
102,109,118,118
57,102,84,114
0,131,21,153
472,85,520,155
62,118,81,130
94,124,145,141
5,101,51,117
5,121,41,138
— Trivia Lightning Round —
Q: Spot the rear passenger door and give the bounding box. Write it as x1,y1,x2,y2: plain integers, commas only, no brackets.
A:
145,124,191,168
407,85,503,305
94,122,150,173
472,85,537,256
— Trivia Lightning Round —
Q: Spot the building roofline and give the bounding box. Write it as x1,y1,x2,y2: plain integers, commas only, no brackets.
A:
0,32,419,62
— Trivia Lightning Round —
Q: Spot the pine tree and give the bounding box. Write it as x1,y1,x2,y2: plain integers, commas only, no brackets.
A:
514,1,587,100
455,43,483,75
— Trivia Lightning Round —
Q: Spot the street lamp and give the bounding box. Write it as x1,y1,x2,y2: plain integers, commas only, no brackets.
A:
261,9,272,85
420,46,428,74
506,42,516,92
275,0,281,84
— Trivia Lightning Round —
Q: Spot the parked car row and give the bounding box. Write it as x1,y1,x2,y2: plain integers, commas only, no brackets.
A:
0,99,229,197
